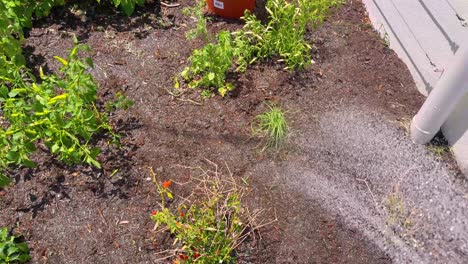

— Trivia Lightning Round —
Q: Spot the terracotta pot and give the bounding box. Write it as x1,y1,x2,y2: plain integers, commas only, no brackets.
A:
206,0,255,19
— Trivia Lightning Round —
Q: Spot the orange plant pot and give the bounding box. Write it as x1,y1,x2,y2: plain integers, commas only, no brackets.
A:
206,0,255,19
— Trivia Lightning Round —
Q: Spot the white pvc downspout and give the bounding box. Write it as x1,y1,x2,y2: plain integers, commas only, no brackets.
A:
411,46,468,144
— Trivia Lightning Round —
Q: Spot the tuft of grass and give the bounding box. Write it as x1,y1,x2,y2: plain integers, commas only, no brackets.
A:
252,105,288,149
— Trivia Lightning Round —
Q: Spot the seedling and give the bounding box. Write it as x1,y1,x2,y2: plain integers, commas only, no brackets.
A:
252,104,288,149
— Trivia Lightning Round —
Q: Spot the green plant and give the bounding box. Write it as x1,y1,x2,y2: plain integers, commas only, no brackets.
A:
179,0,341,96
242,0,342,69
150,164,256,263
3,0,65,28
183,0,209,40
0,227,30,263
180,30,236,97
106,92,134,111
0,0,142,188
97,0,145,16
0,38,115,187
252,104,288,149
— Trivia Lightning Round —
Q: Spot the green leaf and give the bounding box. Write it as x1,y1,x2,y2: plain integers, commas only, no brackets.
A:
6,151,19,162
15,242,29,254
0,227,8,240
208,72,215,81
0,174,10,187
84,57,94,68
8,88,26,97
173,76,180,89
72,34,79,45
7,245,19,256
22,159,36,169
51,143,59,153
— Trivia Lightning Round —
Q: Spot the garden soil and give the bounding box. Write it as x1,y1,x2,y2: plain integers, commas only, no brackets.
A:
1,0,467,263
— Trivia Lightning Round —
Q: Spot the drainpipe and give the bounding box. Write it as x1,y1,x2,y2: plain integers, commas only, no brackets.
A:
410,45,468,144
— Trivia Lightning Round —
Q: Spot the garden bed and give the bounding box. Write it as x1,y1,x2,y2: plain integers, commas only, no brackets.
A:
1,0,460,263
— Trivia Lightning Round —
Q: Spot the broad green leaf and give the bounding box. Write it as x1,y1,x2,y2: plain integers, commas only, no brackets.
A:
0,175,10,187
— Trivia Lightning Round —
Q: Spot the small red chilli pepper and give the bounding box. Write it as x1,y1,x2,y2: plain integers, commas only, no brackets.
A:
162,180,172,189
193,253,201,259
180,212,185,217
151,211,158,216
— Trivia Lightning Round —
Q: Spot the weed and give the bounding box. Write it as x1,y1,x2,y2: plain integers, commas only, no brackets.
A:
427,145,451,156
383,188,423,248
0,227,30,263
396,117,411,134
150,162,268,263
384,193,413,230
252,104,288,149
106,92,134,111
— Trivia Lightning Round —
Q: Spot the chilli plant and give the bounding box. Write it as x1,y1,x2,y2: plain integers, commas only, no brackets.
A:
0,227,31,263
0,37,115,187
150,165,251,263
179,0,342,96
180,30,236,97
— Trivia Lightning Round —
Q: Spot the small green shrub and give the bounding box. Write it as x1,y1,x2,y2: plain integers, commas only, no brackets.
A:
0,227,31,263
252,104,288,149
0,38,115,187
180,30,236,97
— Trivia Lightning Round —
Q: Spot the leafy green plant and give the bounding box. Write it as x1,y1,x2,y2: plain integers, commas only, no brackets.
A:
0,227,30,263
97,0,145,16
180,30,236,97
252,104,288,149
183,0,209,40
242,0,342,69
105,92,134,111
2,0,65,28
0,0,142,188
150,164,257,263
179,0,341,96
0,38,115,187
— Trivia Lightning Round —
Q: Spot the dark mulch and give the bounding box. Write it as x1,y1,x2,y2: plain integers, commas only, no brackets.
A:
1,0,427,263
